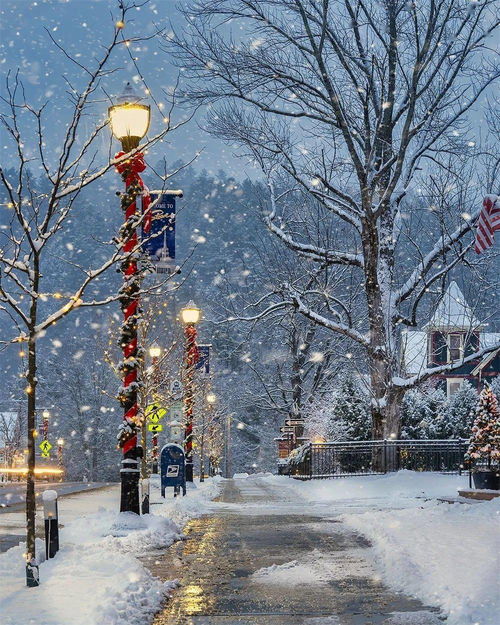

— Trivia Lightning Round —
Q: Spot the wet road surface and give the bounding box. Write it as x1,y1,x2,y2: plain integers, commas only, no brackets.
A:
142,477,443,625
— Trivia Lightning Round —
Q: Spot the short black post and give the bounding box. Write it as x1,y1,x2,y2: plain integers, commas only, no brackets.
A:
42,490,59,559
141,478,150,515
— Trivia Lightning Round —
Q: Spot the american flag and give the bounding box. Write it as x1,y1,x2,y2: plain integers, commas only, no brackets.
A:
474,194,500,254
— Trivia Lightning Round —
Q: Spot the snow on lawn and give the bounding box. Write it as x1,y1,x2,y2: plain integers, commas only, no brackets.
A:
264,470,470,506
342,497,500,625
0,477,222,625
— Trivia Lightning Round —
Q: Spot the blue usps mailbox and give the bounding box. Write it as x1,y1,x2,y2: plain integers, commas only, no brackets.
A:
160,443,186,497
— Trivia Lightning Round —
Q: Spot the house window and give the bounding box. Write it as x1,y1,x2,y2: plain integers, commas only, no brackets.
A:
447,333,463,362
447,378,463,398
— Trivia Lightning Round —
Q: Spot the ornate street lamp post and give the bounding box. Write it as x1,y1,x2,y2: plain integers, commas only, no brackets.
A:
109,83,151,514
180,301,201,483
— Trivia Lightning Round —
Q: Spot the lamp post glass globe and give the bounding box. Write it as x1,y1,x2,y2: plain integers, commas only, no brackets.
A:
108,82,151,152
57,439,64,446
181,301,201,325
206,393,216,405
42,410,50,419
149,344,161,359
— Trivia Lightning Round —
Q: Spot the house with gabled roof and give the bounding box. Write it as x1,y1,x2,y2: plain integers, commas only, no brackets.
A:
401,281,500,398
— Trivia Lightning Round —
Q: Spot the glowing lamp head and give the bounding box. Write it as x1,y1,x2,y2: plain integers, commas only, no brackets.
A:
149,343,161,359
57,438,64,446
42,410,50,419
206,392,216,405
108,82,151,152
181,301,201,325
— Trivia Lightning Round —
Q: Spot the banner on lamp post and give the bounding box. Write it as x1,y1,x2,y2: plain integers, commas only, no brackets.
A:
141,192,176,274
196,344,211,376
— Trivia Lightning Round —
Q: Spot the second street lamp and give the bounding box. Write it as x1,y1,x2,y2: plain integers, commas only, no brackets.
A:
181,301,201,483
109,82,151,514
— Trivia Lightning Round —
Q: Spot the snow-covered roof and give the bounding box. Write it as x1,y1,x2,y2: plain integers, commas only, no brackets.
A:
401,330,427,374
424,281,481,330
481,333,500,349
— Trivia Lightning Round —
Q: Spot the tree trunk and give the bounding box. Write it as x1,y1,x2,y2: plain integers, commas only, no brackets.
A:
26,331,37,563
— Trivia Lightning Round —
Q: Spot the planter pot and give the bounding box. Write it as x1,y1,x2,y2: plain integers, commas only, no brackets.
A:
472,471,500,491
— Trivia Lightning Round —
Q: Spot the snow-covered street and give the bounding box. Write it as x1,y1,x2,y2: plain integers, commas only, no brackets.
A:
0,470,498,624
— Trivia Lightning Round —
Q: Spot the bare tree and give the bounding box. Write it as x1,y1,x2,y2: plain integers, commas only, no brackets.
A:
169,0,500,440
0,1,184,576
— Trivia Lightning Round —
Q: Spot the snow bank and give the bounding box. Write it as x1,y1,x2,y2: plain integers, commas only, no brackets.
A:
0,477,222,625
342,497,500,625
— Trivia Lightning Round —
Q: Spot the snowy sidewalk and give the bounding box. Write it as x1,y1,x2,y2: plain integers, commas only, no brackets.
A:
148,474,459,625
0,476,222,625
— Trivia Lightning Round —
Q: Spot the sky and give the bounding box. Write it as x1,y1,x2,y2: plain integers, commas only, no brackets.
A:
0,0,259,179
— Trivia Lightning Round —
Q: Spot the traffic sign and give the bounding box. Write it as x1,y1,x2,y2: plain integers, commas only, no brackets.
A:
39,440,52,453
169,400,183,420
285,419,304,427
41,451,50,458
148,423,163,433
149,413,161,424
280,426,295,433
146,404,167,420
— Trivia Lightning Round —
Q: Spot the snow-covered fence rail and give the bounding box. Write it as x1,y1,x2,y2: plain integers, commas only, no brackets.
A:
283,440,467,480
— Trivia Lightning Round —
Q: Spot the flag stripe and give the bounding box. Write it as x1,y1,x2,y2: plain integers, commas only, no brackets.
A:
475,195,500,254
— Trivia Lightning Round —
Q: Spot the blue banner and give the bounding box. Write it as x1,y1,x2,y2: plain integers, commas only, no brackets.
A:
196,344,211,374
142,193,175,272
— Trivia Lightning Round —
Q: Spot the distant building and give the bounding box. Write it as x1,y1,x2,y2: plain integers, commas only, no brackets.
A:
401,281,500,398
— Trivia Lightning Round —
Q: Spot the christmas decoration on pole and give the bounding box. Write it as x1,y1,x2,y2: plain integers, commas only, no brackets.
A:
109,82,151,514
465,385,500,490
181,302,201,483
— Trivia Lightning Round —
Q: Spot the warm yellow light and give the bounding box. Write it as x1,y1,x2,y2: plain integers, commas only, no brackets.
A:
206,393,216,404
149,343,161,359
109,103,150,142
313,437,326,444
42,410,50,419
57,438,64,446
181,301,201,325
0,467,63,475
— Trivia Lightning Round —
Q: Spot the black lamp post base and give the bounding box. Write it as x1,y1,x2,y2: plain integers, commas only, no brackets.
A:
185,462,194,483
120,458,140,514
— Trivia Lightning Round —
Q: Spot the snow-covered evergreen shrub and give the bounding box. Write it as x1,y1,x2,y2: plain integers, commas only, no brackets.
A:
490,375,500,401
400,384,447,439
304,374,371,441
444,381,477,438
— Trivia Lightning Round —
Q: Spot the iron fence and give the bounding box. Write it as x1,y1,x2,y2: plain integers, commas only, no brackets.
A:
283,439,467,479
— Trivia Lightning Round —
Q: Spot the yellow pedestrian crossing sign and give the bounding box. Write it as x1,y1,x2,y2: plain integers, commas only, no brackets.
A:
148,423,163,433
39,440,52,454
41,451,50,458
146,404,167,421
